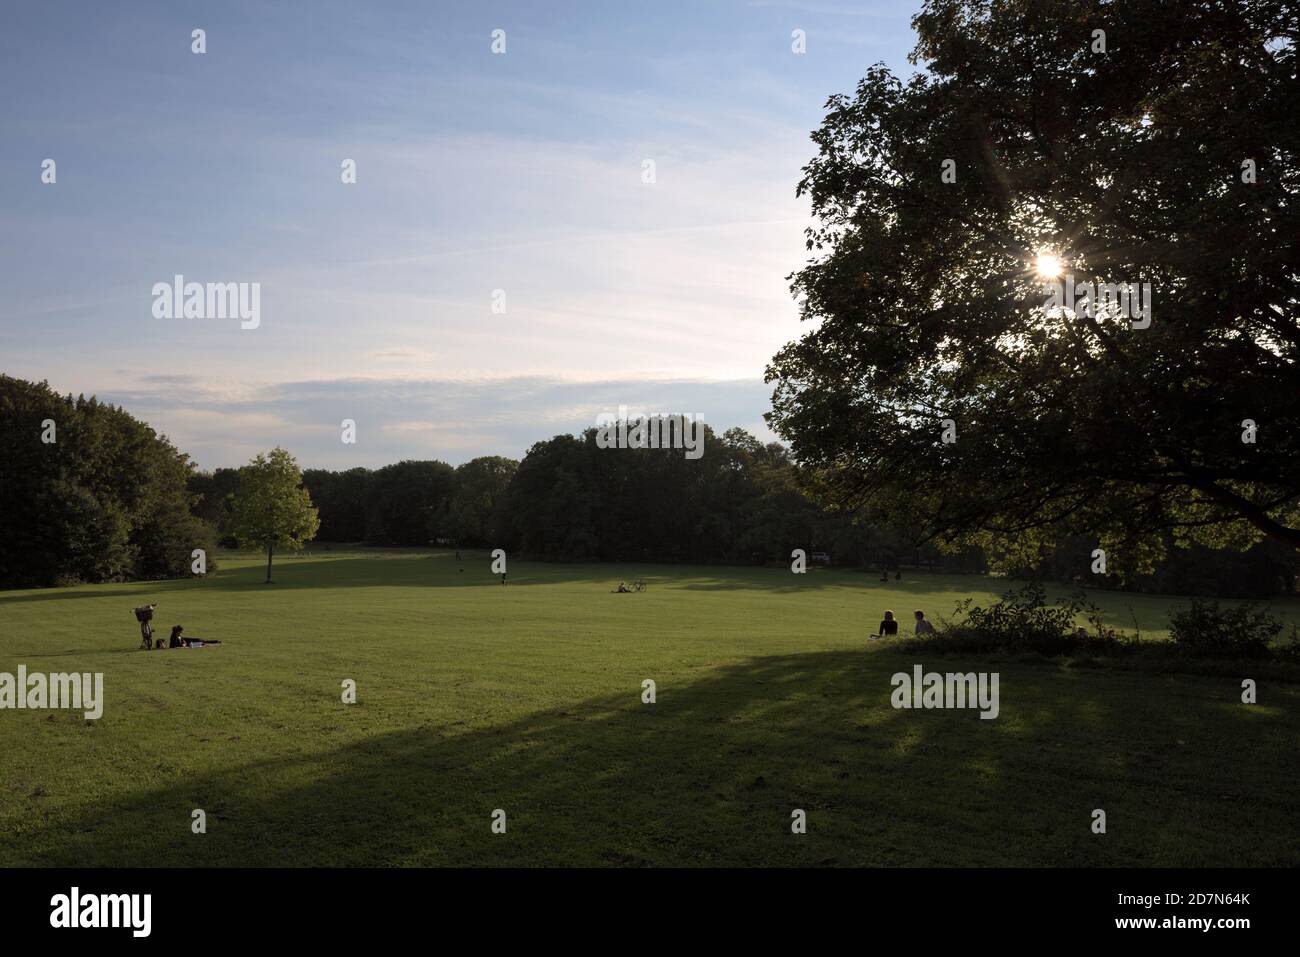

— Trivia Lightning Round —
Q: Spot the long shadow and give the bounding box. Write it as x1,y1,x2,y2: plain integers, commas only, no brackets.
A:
0,557,888,600
6,650,1296,867
674,572,1005,594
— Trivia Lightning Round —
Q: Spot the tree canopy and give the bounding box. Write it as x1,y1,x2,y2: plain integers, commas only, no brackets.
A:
0,374,215,588
766,0,1300,573
227,447,320,583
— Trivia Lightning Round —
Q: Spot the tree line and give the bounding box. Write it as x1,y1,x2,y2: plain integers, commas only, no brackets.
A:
195,425,1295,596
2,373,1294,596
189,427,942,569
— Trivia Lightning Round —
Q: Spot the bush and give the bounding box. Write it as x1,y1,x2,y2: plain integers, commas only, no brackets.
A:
923,586,1291,664
932,582,1132,656
1167,599,1281,660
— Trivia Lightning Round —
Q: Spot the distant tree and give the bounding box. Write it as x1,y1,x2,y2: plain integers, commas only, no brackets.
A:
767,0,1300,572
362,460,455,546
302,467,370,542
188,467,241,546
501,435,596,559
428,456,518,547
227,448,320,583
496,425,865,565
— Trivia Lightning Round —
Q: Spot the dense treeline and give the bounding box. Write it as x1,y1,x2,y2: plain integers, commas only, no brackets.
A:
4,370,1295,595
189,426,944,567
192,457,516,550
495,426,937,566
0,375,215,588
187,430,918,565
197,424,1294,592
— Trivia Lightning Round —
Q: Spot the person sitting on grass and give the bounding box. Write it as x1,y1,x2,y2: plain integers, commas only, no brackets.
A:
169,625,187,648
871,610,899,640
913,610,935,636
615,581,630,593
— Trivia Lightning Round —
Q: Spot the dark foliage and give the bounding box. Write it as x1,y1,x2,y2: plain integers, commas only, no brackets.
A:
1014,534,1299,598
928,582,1133,656
0,374,216,587
1168,599,1283,660
766,0,1300,558
917,582,1293,662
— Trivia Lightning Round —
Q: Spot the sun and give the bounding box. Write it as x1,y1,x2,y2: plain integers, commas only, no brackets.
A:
1034,252,1063,279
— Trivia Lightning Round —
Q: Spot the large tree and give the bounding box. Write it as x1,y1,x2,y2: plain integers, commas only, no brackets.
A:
0,374,216,587
767,0,1300,571
228,448,320,583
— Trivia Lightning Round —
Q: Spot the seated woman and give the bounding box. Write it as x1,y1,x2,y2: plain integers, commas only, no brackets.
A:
875,610,899,639
168,625,187,648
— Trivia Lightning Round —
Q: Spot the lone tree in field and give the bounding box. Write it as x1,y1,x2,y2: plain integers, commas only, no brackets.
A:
767,0,1299,573
228,448,320,583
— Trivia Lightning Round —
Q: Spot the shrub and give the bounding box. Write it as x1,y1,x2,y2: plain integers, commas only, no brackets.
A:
1167,599,1281,660
933,582,1132,656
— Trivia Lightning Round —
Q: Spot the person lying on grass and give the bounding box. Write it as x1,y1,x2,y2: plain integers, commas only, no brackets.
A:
149,625,220,649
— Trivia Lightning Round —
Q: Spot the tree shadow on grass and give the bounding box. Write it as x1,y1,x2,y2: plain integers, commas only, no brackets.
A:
0,557,876,601
6,650,1297,867
673,572,1005,595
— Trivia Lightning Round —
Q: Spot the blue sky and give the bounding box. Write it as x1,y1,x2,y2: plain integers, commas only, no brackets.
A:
1,0,921,469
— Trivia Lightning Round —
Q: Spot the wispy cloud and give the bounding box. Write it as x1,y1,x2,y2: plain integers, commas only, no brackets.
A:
93,374,778,470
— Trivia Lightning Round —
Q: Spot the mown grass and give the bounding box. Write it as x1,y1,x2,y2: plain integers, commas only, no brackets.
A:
1,549,1297,866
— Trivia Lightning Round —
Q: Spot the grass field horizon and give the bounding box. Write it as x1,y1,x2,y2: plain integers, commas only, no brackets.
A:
3,549,1298,867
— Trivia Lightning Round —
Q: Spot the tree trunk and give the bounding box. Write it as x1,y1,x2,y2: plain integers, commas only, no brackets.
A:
265,542,274,583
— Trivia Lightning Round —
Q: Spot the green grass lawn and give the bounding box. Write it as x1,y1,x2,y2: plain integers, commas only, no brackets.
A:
2,549,1297,866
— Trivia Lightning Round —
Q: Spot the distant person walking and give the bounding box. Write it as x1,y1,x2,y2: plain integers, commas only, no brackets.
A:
913,610,935,636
